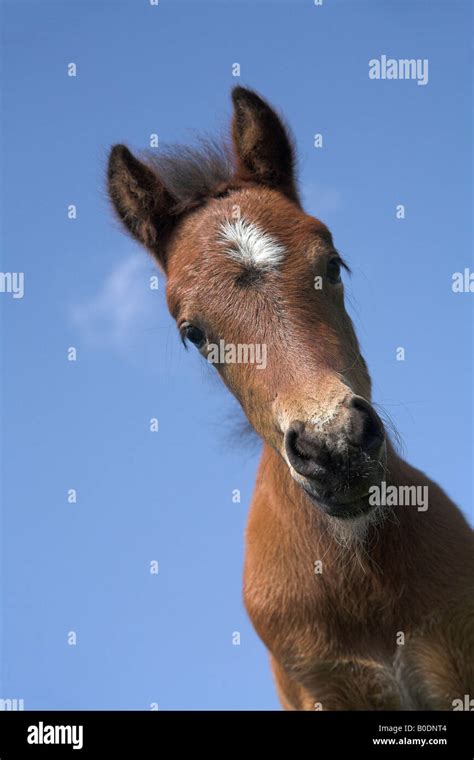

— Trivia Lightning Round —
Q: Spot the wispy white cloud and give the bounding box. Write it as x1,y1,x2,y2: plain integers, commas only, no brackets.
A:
71,256,159,351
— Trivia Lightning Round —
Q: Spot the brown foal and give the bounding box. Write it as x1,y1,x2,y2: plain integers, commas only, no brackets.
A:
107,87,473,710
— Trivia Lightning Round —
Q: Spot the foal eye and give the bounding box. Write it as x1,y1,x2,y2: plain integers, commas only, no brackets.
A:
180,323,207,349
326,257,342,284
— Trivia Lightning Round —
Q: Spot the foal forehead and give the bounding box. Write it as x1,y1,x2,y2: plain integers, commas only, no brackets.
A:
166,188,332,312
200,188,330,265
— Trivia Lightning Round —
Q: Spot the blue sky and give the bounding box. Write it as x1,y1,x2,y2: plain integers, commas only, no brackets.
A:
1,0,472,710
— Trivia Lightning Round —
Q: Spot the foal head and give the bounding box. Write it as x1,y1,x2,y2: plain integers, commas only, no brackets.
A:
108,87,386,521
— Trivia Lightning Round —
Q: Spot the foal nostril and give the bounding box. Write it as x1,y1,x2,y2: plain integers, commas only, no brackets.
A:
284,422,324,478
348,396,385,454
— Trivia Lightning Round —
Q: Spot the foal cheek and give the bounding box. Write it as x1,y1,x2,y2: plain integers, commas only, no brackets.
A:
220,365,280,444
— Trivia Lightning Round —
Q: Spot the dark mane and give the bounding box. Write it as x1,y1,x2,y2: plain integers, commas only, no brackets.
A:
144,139,234,213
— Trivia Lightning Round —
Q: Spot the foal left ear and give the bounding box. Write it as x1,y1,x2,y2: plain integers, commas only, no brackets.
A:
107,144,178,270
231,87,300,205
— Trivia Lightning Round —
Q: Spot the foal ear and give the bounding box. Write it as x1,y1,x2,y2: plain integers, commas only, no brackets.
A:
231,87,299,204
107,144,177,269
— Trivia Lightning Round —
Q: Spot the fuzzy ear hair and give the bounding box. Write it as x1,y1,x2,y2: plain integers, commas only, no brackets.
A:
231,87,299,205
107,144,177,269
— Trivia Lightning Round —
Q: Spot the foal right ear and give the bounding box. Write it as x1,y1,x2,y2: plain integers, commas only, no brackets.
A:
107,144,177,269
231,87,300,205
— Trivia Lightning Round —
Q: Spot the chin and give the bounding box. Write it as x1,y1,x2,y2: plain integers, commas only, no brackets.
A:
297,477,387,541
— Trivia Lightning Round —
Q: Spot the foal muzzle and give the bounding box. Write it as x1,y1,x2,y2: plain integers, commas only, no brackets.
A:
284,396,386,518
